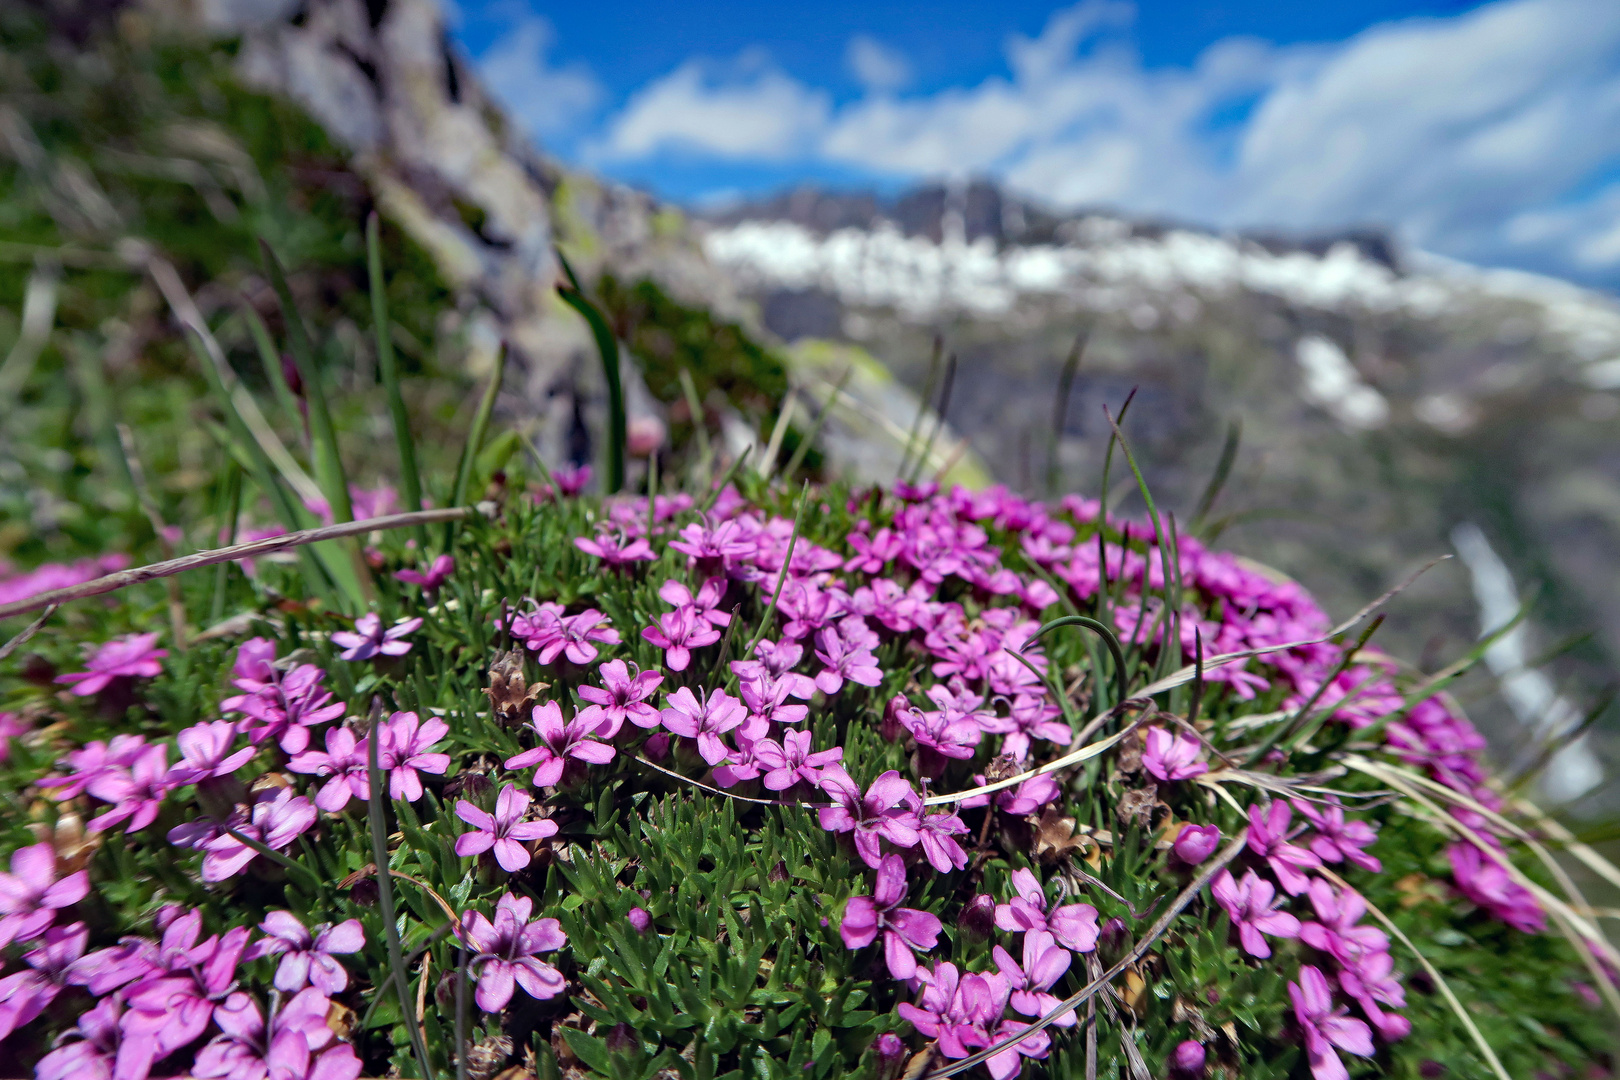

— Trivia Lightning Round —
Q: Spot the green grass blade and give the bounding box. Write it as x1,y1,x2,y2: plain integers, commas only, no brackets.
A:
367,702,437,1080
677,366,713,486
239,301,303,431
444,351,504,550
898,335,942,481
1027,615,1129,707
1191,418,1242,534
556,249,626,493
782,367,851,481
1045,329,1086,497
368,213,426,545
257,237,355,524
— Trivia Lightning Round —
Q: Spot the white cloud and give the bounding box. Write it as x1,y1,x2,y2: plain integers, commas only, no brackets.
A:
594,50,830,161
569,0,1620,280
476,15,601,139
846,35,911,94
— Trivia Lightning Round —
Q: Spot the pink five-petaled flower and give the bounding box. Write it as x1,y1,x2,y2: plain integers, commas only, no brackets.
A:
813,616,885,695
1173,824,1222,865
33,993,122,1080
85,743,172,835
839,854,943,979
245,911,365,993
1292,797,1382,873
994,929,1078,1026
459,892,568,1012
1142,727,1208,782
330,613,422,661
641,606,721,672
1210,868,1302,958
994,867,1101,953
1290,964,1375,1080
1247,801,1323,895
199,788,319,882
222,647,347,755
577,659,664,734
816,766,922,868
378,711,451,801
0,842,90,950
121,910,253,1066
286,727,372,812
658,578,732,629
54,633,168,696
0,921,87,1040
395,553,454,592
574,529,655,567
918,812,972,872
1447,842,1545,933
1298,879,1390,966
506,701,617,786
659,687,748,766
167,721,256,788
755,729,843,791
456,784,560,871
554,464,591,496
191,985,362,1080
527,606,621,666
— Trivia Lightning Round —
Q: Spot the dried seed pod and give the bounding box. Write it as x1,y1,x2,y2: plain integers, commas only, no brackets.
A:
467,1033,515,1080
484,649,547,728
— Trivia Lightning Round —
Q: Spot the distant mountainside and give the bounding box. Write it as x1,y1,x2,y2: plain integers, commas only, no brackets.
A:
694,183,1620,804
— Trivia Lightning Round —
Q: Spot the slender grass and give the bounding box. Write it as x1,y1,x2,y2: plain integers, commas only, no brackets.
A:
367,700,437,1080
368,213,427,547
782,367,851,480
677,366,713,485
1045,329,1086,497
446,348,505,549
555,249,625,493
240,302,303,433
897,336,942,481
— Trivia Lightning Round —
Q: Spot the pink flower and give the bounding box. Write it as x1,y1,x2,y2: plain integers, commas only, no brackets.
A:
459,893,567,1012
816,766,922,868
839,855,942,979
85,743,172,834
54,633,167,695
1210,869,1301,958
574,529,655,566
737,669,811,725
287,726,372,812
1142,727,1208,782
221,643,346,755
918,812,971,872
245,911,364,993
1173,824,1221,865
456,784,560,871
121,910,252,1064
33,994,122,1080
845,527,903,574
1298,879,1389,966
191,985,362,1080
668,518,760,578
814,616,885,695
167,721,255,787
0,712,27,763
577,659,664,735
1290,964,1375,1080
513,604,621,665
394,554,454,592
640,606,721,671
993,695,1072,761
755,729,842,790
659,687,748,766
0,921,87,1040
554,464,592,496
1447,842,1545,933
658,577,732,629
506,701,617,786
994,929,1077,1026
1247,801,1323,895
1293,798,1381,873
378,711,451,801
1339,948,1411,1041
993,867,1100,953
199,788,319,882
898,691,982,777
330,613,421,661
0,842,90,950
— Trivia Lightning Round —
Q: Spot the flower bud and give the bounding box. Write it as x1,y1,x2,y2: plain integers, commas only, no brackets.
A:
874,1033,906,1078
958,894,997,941
1173,824,1221,866
1171,1040,1206,1075
627,907,651,934
882,694,912,743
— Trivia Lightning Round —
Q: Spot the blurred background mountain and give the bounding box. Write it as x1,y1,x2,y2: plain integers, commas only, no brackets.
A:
2,0,1616,812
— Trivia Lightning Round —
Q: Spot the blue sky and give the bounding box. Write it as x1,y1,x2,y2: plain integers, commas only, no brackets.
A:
449,0,1620,286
